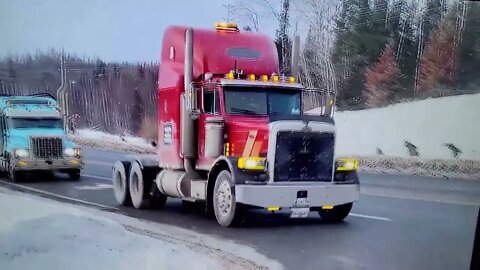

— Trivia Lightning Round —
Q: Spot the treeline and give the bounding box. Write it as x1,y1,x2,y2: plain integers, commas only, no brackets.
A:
331,0,480,109
236,0,480,110
0,50,158,135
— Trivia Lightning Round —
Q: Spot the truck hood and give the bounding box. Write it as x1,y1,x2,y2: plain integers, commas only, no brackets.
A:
6,128,76,150
226,117,269,157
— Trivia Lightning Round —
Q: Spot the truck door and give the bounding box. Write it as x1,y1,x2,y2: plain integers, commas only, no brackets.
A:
197,86,220,167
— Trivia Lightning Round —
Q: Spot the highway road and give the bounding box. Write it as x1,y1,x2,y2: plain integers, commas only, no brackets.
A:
1,147,479,270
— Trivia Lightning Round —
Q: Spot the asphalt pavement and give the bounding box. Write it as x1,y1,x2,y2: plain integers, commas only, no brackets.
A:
1,147,479,270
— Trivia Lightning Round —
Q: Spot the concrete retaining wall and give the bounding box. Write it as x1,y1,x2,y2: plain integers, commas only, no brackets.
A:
334,94,480,161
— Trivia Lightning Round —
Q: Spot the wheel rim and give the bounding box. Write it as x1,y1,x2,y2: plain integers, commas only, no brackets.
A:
215,180,232,217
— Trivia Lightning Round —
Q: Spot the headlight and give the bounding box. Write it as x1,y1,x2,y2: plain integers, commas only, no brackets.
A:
14,149,29,158
64,148,81,157
335,158,358,171
237,157,266,170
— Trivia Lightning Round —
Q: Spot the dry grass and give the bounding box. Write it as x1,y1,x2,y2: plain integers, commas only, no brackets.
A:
340,155,480,180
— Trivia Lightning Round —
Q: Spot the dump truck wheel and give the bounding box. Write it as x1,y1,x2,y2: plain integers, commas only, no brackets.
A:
9,170,24,183
213,170,243,227
318,202,353,222
113,161,131,206
68,169,81,181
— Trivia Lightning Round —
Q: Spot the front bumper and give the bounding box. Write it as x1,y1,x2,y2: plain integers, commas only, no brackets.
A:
235,183,359,208
12,158,83,171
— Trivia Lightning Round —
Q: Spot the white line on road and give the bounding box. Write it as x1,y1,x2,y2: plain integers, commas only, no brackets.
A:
84,160,113,167
81,174,112,181
0,180,118,210
349,213,392,222
74,183,113,190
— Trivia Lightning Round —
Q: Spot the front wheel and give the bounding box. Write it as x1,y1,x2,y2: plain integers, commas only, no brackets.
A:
67,169,81,181
213,170,243,227
318,202,353,222
9,170,24,183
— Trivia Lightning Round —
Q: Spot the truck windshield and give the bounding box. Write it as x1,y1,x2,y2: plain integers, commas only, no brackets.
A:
224,87,301,116
10,118,63,129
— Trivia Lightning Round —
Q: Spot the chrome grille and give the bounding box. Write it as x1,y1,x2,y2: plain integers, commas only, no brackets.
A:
274,131,334,182
31,137,63,159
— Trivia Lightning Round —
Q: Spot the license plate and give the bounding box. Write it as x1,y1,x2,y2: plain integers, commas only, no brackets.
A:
290,198,310,218
290,207,310,218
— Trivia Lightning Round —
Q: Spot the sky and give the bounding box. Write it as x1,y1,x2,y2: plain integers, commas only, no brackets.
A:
0,0,278,63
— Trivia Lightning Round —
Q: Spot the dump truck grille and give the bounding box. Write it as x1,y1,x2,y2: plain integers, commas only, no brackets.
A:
31,137,63,159
274,131,334,182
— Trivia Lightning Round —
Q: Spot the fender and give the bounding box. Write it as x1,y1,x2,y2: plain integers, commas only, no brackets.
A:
206,155,268,209
208,155,268,185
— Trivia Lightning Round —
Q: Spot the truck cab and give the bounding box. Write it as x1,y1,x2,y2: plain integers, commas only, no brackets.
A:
0,94,83,182
112,22,359,227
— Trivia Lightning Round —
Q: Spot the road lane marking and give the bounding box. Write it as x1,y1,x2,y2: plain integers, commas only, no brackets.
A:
0,180,118,210
349,213,392,222
84,160,113,167
361,189,480,206
74,183,113,190
81,174,112,181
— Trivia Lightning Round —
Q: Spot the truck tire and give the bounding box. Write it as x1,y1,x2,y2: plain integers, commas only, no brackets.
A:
213,170,243,227
68,169,81,181
9,170,24,183
318,202,353,222
129,162,166,209
113,161,131,206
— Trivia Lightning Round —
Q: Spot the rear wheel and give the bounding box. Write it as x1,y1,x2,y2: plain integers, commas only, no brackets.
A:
318,203,353,222
67,169,81,181
113,161,131,206
129,162,166,209
213,170,243,227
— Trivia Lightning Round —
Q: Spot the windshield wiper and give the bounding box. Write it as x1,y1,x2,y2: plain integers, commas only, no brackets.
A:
230,108,263,115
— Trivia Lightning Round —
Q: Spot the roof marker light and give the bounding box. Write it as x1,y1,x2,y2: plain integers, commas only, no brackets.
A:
227,72,234,80
289,76,296,83
261,75,268,82
248,74,256,81
272,75,279,83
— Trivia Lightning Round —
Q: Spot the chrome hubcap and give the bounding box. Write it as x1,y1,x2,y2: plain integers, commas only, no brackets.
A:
215,180,232,216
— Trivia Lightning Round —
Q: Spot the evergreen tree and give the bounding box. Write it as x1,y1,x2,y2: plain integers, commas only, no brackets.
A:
456,2,480,90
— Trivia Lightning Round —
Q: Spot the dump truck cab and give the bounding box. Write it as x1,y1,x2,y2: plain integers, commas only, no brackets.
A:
0,95,83,181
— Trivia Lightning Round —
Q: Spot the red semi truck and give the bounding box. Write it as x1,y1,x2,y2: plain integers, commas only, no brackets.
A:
112,22,360,227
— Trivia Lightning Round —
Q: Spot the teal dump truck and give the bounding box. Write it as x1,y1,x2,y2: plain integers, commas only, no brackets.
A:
0,94,83,182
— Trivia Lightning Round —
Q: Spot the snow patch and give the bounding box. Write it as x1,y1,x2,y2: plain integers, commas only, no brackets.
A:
0,188,283,270
69,129,155,154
